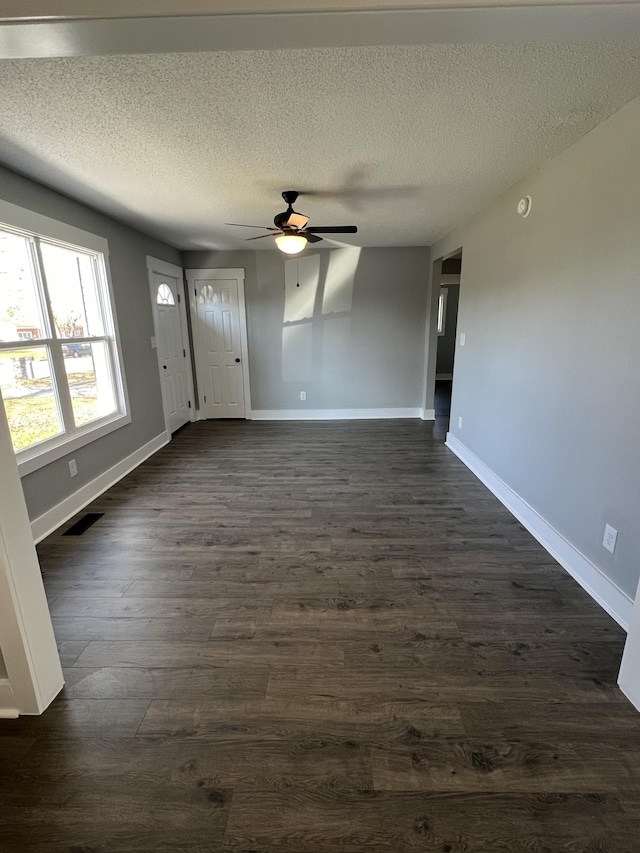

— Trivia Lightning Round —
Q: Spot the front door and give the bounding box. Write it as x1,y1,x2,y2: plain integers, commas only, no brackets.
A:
150,269,191,433
189,271,247,419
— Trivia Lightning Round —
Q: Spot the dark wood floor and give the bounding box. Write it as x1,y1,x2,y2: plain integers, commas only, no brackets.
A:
434,379,452,425
1,418,639,851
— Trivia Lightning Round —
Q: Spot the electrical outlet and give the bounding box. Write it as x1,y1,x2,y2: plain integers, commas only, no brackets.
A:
458,416,463,430
603,524,617,554
150,336,157,349
68,459,78,477
460,332,466,346
300,391,307,401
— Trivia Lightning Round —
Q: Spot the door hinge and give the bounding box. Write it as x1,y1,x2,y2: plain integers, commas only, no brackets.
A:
177,293,181,303
188,400,191,408
204,395,207,403
183,348,186,357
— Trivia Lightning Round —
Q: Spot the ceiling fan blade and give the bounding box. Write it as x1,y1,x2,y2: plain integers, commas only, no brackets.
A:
245,232,279,241
227,223,278,230
305,226,357,234
305,233,323,244
286,212,310,230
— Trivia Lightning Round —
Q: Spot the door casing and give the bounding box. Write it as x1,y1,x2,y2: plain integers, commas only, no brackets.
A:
146,257,196,434
186,267,252,419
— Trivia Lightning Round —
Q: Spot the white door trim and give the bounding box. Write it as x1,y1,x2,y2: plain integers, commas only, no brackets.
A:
0,390,63,716
620,581,640,712
185,268,252,419
146,257,196,433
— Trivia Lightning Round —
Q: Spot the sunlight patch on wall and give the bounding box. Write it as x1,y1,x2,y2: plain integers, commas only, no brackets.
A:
322,247,360,315
282,322,313,382
283,254,320,323
322,315,351,383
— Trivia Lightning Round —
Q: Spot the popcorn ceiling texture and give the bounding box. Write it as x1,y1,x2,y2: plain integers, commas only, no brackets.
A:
0,42,639,249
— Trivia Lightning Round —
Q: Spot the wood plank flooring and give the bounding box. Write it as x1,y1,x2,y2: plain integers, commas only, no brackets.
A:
2,418,640,852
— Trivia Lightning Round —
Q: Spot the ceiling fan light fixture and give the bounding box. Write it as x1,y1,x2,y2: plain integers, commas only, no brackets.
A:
275,233,307,255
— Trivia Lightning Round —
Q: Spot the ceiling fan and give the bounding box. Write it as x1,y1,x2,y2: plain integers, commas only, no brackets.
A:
227,190,357,255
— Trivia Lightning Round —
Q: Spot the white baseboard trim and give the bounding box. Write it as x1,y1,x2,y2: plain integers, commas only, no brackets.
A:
445,432,633,631
30,431,170,544
0,680,18,719
251,408,424,421
421,409,436,421
620,683,640,713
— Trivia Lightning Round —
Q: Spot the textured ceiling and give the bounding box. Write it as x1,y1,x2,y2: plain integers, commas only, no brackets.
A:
0,42,640,250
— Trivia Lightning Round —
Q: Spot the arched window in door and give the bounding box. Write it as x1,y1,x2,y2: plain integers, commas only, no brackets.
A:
157,283,175,305
199,284,216,304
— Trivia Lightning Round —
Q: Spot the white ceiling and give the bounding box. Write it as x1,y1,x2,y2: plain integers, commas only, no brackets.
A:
2,0,621,20
1,39,640,249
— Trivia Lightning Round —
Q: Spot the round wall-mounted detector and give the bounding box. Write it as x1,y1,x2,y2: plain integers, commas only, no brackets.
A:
517,195,532,217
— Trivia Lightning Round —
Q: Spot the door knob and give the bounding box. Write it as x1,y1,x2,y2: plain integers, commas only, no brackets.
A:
235,358,240,363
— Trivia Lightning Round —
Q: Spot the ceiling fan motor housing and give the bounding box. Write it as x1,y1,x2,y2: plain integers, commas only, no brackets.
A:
274,209,293,229
275,191,304,230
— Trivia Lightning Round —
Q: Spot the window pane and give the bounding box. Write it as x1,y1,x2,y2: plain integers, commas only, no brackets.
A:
437,290,447,335
40,242,105,338
66,340,117,428
0,229,47,342
0,346,63,452
157,283,175,305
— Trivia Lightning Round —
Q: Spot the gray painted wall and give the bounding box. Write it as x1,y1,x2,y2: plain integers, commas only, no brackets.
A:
431,96,640,600
0,166,181,521
185,246,430,411
0,650,6,679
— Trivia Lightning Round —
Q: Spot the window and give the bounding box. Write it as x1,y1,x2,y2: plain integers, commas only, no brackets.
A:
156,283,175,305
0,202,129,475
437,287,448,335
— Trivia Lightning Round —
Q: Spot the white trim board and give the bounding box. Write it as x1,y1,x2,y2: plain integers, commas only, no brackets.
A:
0,390,63,714
0,680,18,719
445,432,633,631
7,4,640,62
146,256,196,434
186,267,252,420
30,431,169,543
619,583,640,712
620,680,640,714
251,408,426,421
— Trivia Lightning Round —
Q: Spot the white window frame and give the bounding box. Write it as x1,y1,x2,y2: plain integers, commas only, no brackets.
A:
437,286,448,336
0,200,131,477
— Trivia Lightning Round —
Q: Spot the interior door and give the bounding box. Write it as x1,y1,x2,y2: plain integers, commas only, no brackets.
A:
151,270,191,433
191,274,246,418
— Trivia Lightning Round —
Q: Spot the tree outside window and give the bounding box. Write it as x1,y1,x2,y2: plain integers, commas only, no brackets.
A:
0,226,125,458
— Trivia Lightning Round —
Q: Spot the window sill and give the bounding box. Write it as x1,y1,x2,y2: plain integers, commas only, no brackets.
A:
17,412,131,477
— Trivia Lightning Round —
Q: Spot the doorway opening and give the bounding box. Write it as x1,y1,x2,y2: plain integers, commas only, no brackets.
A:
434,251,461,433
